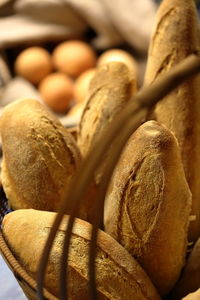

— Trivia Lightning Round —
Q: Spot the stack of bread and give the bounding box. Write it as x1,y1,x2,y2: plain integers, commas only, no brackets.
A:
1,0,200,299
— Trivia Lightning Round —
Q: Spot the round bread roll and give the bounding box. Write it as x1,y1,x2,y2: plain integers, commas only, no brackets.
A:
2,209,161,300
0,98,81,211
14,47,52,84
104,121,192,296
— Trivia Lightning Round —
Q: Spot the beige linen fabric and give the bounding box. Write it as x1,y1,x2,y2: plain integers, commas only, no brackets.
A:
0,0,156,52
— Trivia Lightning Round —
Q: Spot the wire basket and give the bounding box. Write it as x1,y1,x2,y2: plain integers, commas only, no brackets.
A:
0,55,200,300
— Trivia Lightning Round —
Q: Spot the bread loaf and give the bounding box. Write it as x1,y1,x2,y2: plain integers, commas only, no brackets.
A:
171,238,200,299
77,61,136,158
77,61,137,222
104,120,192,296
0,98,81,211
144,0,200,242
2,209,161,300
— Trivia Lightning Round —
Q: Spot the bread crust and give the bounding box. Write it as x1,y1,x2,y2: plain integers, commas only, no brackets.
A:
104,121,192,296
77,61,136,158
77,62,137,221
2,209,160,300
144,0,200,242
0,98,81,211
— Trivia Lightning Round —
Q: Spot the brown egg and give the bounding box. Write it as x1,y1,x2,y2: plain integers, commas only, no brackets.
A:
68,102,85,120
74,68,96,103
14,47,52,84
38,73,74,113
52,40,97,78
97,49,138,78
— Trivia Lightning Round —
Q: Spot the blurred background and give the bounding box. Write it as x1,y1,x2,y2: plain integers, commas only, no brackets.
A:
0,0,200,129
0,0,200,299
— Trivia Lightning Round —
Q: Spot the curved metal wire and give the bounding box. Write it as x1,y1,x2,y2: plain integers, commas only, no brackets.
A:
37,54,200,300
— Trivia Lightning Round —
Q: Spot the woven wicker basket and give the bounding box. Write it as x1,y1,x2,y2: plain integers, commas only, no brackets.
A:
0,56,199,300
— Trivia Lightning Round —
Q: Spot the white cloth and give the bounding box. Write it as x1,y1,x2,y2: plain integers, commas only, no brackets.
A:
0,0,157,53
0,255,27,300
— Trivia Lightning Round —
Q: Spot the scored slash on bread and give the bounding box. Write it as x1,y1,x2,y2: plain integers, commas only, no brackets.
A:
0,1,200,297
76,61,137,222
144,0,200,242
2,209,161,300
77,61,137,159
104,121,192,296
0,98,81,212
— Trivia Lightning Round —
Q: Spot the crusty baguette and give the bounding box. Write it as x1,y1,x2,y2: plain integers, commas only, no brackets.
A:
171,238,200,300
2,209,161,300
0,98,81,211
144,0,200,242
77,61,136,158
104,120,192,296
77,61,137,222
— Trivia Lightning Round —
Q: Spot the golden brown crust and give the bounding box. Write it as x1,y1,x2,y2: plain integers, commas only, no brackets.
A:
104,121,192,296
2,209,160,300
77,61,137,158
144,0,200,242
76,61,137,222
145,0,200,83
0,98,81,211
